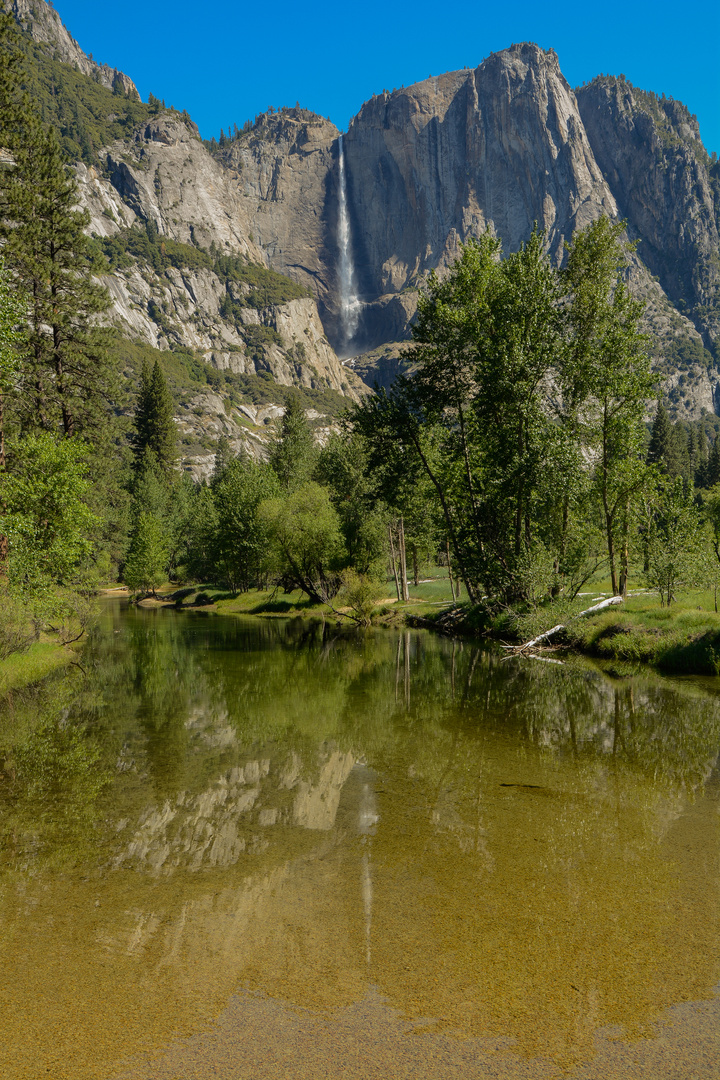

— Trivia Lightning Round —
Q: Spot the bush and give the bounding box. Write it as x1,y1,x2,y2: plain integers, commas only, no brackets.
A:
338,569,382,626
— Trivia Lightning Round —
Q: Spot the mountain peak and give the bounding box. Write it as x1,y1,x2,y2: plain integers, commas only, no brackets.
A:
11,0,139,98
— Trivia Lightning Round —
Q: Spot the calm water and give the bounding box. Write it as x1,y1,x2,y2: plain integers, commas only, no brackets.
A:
1,603,720,1079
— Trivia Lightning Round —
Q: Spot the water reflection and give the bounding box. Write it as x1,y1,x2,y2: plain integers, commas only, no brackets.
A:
0,603,719,1079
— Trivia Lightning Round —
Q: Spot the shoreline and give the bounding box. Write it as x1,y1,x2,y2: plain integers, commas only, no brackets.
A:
116,583,720,679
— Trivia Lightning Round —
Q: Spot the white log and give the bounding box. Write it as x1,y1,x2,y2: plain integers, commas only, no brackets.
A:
509,595,624,655
520,624,566,650
575,595,624,618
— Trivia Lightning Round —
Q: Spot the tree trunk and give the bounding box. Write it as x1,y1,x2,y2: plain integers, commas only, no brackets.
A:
446,540,457,603
398,516,409,602
619,526,629,600
604,498,617,596
388,523,401,602
409,431,477,603
412,543,419,587
457,402,485,562
602,409,618,595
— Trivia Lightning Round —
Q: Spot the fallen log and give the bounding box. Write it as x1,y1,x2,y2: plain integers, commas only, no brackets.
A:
502,595,624,656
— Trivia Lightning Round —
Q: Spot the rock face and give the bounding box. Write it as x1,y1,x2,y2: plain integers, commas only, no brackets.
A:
343,46,617,347
11,0,139,97
221,110,341,303
73,116,365,400
12,2,720,422
577,77,720,344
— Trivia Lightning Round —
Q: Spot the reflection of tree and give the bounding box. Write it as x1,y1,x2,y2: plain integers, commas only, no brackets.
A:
0,676,110,870
2,606,720,1074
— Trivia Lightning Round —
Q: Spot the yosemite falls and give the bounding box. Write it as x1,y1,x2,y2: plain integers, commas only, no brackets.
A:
337,135,361,347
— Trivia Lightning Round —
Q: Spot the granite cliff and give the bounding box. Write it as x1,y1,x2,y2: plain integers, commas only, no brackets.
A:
205,46,720,416
9,1,720,460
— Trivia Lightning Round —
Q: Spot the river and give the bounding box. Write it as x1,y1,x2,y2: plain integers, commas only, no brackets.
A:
1,601,719,1078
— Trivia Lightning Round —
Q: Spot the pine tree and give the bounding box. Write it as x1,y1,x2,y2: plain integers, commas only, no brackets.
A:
0,7,24,139
0,259,25,471
671,423,691,481
707,436,720,488
269,392,317,490
0,11,114,440
123,511,168,596
212,434,235,483
695,426,709,488
647,403,674,472
132,360,177,475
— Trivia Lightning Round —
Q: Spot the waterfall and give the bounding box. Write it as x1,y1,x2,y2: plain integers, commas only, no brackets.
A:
337,135,360,346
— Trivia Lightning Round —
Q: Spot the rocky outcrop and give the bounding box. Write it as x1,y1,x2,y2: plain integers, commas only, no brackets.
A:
12,3,720,422
221,109,340,303
577,76,720,346
344,46,616,343
10,0,139,97
97,114,266,258
73,121,366,424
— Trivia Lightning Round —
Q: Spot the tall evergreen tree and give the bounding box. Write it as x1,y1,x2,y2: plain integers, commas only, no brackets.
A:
0,259,25,471
0,9,114,439
647,403,674,472
707,436,720,488
269,392,317,490
212,434,235,484
695,425,709,488
132,360,177,475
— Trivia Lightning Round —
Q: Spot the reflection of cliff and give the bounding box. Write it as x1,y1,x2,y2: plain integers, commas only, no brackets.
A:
116,747,355,872
4,614,720,1079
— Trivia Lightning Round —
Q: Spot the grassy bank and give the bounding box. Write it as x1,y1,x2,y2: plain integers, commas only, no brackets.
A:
146,577,720,676
564,592,720,674
0,641,76,694
161,575,457,625
417,588,720,676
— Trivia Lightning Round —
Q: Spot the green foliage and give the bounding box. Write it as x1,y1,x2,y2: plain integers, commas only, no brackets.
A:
132,359,178,475
647,403,674,471
0,258,26,397
112,336,350,422
664,335,714,372
214,255,310,307
211,457,280,590
100,220,214,275
352,219,654,606
563,217,654,596
269,392,318,490
316,432,391,578
0,28,115,440
238,322,283,353
337,568,383,626
259,482,346,603
642,478,707,604
0,585,37,660
182,483,219,582
706,435,720,488
8,22,154,166
0,432,98,594
101,225,309,310
122,510,168,595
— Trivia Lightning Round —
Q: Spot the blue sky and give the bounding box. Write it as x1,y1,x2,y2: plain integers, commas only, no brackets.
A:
51,0,719,153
